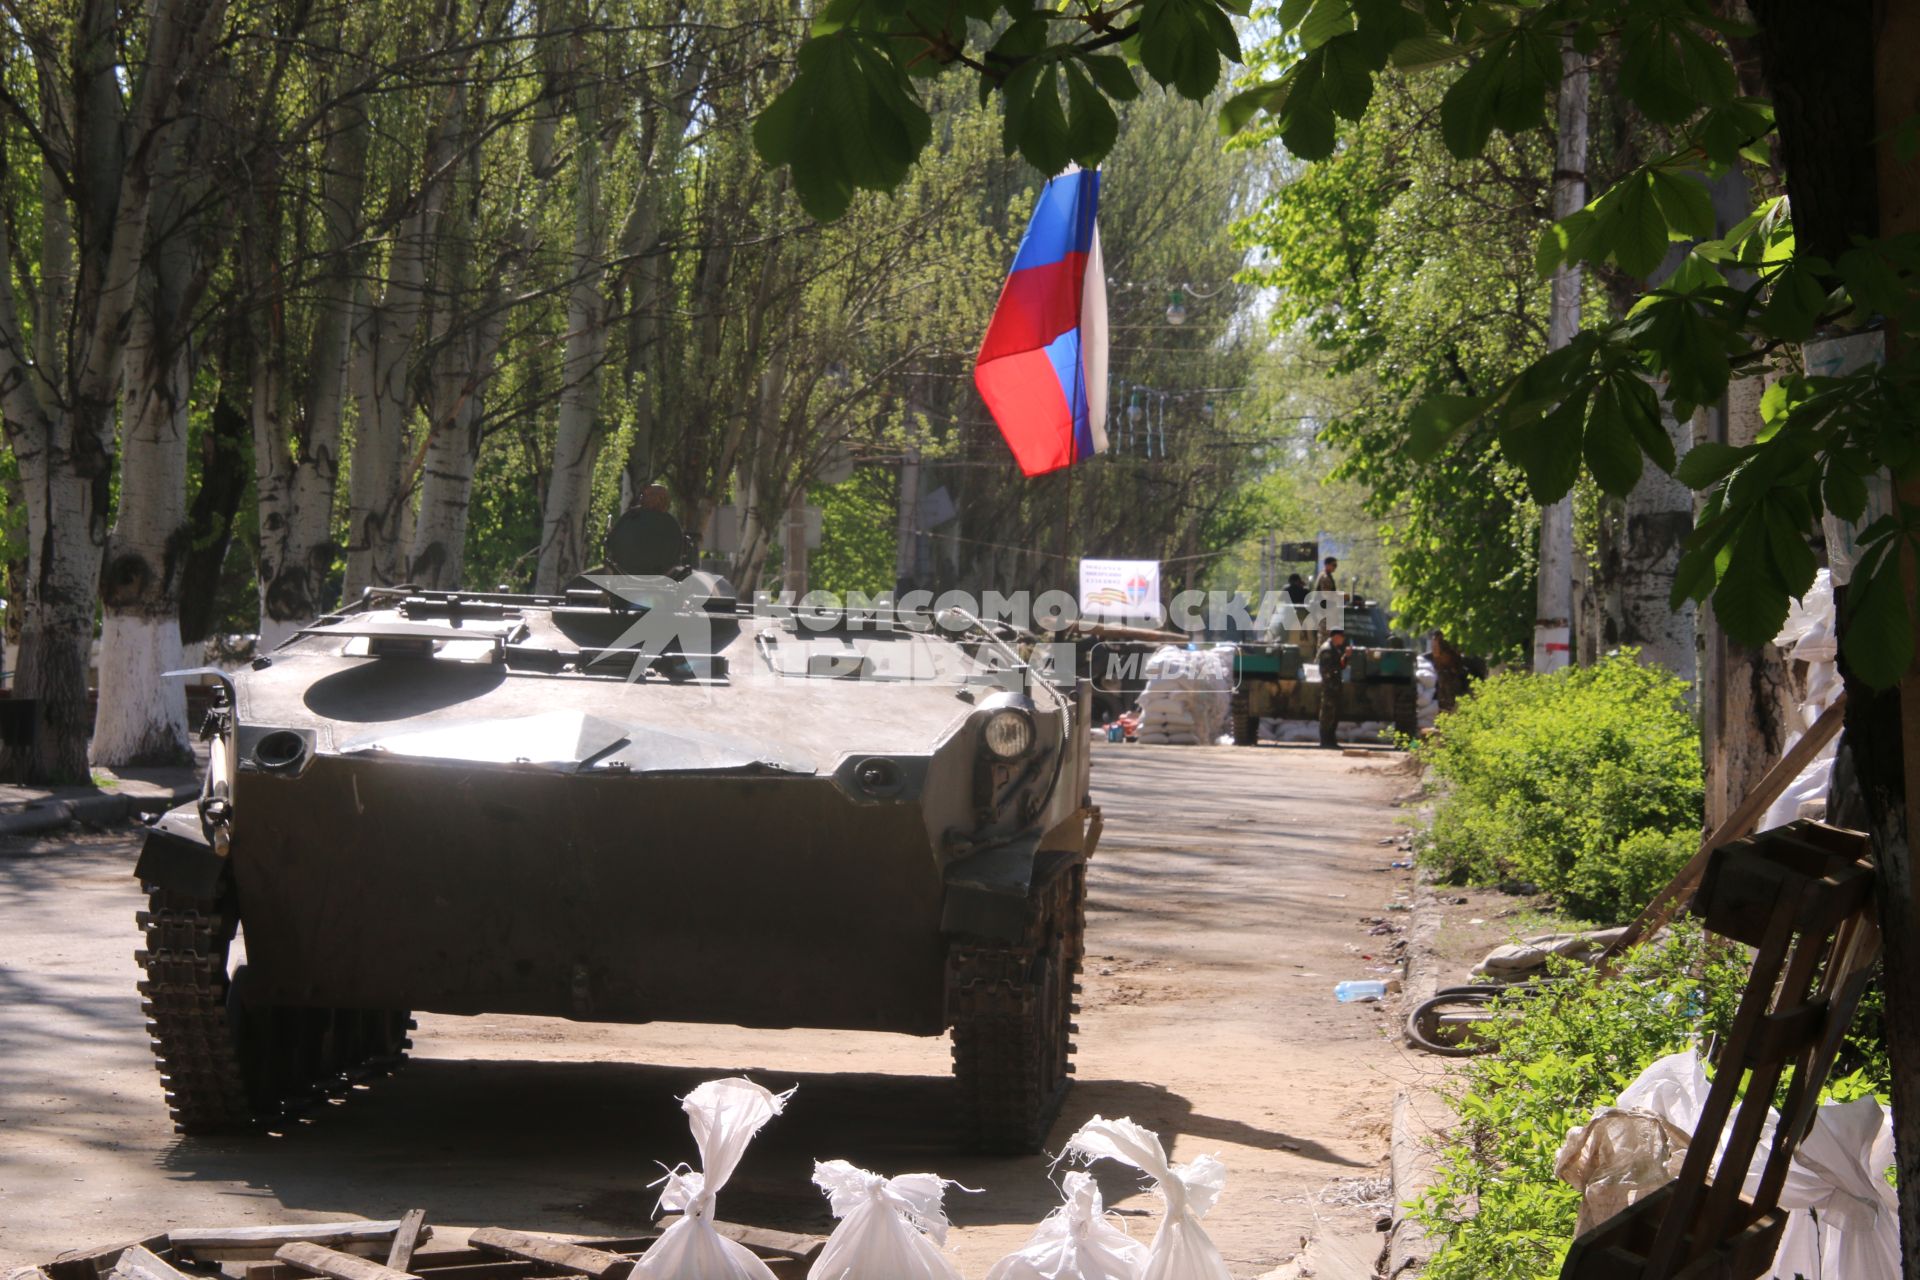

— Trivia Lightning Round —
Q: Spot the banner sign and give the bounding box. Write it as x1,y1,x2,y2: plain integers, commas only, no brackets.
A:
1079,558,1161,620
1278,540,1318,563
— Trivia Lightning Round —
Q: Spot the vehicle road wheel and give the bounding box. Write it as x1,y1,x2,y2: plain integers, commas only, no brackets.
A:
948,854,1084,1154
138,885,412,1134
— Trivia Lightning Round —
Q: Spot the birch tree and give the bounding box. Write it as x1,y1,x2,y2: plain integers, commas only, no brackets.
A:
0,0,230,782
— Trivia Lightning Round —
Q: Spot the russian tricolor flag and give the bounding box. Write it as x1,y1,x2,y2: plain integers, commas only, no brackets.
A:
974,168,1108,477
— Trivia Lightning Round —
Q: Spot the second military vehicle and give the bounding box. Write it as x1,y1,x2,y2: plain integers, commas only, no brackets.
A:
1228,594,1419,742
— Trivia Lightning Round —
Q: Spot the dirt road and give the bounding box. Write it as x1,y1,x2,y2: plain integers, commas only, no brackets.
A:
0,742,1421,1277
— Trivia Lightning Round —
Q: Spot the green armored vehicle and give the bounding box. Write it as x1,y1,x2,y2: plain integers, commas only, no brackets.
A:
1229,595,1419,743
133,512,1098,1155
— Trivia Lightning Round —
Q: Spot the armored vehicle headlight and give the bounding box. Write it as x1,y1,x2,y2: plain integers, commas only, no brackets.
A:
981,707,1035,760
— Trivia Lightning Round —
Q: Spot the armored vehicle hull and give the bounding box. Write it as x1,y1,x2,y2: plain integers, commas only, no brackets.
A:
136,577,1096,1153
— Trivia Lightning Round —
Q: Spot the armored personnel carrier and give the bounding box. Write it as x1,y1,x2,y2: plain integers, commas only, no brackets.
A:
1228,595,1419,743
134,513,1099,1154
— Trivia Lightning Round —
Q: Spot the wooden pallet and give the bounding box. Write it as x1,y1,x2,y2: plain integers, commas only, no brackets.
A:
26,1213,824,1280
1560,820,1881,1280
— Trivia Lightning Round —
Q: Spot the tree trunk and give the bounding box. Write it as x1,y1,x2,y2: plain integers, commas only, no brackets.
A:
1867,5,1920,1275
93,62,219,766
1605,399,1697,682
1750,3,1916,1273
93,302,194,766
0,0,215,781
1534,32,1588,674
256,96,367,645
1696,376,1796,830
533,86,610,593
345,87,462,597
178,341,250,648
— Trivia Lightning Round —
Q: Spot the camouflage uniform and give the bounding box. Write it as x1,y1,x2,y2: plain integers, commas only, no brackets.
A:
1317,637,1348,747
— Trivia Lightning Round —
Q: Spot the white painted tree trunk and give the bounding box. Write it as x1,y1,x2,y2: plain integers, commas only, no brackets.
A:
256,99,366,640
92,332,193,766
408,317,504,590
345,89,462,597
533,122,610,594
0,0,217,781
1534,34,1588,674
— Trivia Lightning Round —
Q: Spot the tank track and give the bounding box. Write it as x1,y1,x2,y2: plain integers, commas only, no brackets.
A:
137,886,412,1134
947,852,1086,1155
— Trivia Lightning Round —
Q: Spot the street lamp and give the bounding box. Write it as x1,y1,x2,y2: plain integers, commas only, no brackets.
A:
1165,287,1188,325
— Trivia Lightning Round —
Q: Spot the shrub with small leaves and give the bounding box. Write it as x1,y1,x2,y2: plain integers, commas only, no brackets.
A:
1414,926,1748,1280
1416,651,1702,921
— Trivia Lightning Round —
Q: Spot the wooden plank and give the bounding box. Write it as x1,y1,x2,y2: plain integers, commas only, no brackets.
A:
1599,694,1847,969
707,1223,822,1263
274,1243,416,1280
465,1230,631,1280
109,1248,195,1280
384,1214,428,1274
173,1224,411,1264
49,1236,173,1280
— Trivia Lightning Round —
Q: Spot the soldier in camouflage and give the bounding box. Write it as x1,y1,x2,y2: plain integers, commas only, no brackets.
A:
1316,626,1350,748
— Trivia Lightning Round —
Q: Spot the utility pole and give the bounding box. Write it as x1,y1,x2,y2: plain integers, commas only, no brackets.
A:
1534,33,1588,673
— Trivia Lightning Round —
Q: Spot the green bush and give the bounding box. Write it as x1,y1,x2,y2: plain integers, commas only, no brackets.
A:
1416,652,1702,921
1414,927,1749,1280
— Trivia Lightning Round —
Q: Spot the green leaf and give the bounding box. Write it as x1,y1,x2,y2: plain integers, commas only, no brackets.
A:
1277,0,1315,31
1195,1,1244,62
1758,261,1827,341
1407,392,1489,458
1612,175,1673,278
1000,60,1045,157
1841,550,1917,689
1440,47,1499,159
1276,55,1337,159
1674,441,1747,489
1322,34,1376,120
1298,0,1355,50
1502,390,1588,503
1081,53,1141,101
1711,514,1792,645
1648,170,1715,242
1762,503,1818,599
1018,67,1073,174
1139,0,1225,98
1218,77,1287,136
1613,373,1676,473
1824,463,1870,523
1670,539,1720,607
1389,34,1459,69
1583,382,1645,496
1063,63,1120,166
1488,27,1552,133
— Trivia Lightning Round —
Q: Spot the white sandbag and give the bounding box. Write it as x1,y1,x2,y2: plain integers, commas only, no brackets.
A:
1065,1116,1229,1280
1763,1096,1897,1280
807,1161,964,1280
638,1078,792,1280
1555,1050,1896,1279
984,1170,1147,1280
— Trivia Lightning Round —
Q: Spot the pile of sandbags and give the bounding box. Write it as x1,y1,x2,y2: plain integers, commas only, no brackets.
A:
1134,646,1233,746
1415,655,1439,730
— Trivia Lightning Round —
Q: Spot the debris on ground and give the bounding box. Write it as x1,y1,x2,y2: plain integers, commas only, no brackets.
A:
18,1215,824,1280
